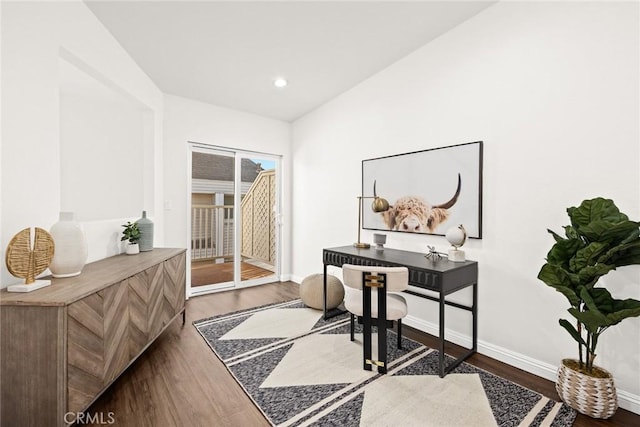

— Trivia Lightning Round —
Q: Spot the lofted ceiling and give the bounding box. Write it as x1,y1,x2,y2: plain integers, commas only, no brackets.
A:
86,1,495,122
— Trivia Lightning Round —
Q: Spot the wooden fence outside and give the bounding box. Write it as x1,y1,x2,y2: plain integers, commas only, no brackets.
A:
240,170,276,265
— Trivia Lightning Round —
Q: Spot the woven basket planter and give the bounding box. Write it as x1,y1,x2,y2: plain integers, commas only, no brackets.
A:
556,358,618,419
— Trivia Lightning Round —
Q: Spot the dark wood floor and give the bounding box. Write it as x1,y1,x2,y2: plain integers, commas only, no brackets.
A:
85,281,638,426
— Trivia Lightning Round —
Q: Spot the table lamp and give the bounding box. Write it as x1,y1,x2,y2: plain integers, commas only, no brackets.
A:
355,181,389,248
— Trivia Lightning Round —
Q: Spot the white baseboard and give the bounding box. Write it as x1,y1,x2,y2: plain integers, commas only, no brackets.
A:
279,273,295,282
289,274,303,284
404,315,640,415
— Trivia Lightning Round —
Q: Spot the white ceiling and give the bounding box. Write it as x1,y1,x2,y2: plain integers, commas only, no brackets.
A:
86,1,495,122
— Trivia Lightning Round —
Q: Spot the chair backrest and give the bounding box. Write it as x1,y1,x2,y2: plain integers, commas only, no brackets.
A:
342,264,409,293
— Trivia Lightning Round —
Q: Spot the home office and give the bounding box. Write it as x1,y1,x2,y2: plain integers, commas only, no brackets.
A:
1,1,639,426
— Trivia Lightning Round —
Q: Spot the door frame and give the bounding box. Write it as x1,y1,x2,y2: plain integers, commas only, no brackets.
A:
187,142,282,297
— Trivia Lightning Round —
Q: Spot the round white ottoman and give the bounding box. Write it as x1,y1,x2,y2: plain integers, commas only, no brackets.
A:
300,274,345,310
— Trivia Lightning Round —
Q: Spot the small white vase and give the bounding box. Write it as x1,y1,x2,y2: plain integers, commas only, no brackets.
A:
125,243,140,255
49,212,88,278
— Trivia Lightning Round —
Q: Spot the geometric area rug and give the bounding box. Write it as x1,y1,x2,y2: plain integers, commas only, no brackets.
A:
194,299,576,427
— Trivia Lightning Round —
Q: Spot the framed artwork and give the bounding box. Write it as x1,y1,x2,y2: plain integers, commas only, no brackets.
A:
362,141,483,238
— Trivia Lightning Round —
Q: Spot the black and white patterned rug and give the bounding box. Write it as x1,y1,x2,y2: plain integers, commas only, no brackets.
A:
194,299,576,427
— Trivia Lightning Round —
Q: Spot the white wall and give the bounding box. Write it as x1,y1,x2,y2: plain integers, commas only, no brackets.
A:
292,1,640,412
1,1,164,286
59,56,151,222
163,95,291,280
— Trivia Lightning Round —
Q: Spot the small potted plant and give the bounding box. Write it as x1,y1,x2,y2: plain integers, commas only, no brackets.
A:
538,197,640,418
121,221,142,255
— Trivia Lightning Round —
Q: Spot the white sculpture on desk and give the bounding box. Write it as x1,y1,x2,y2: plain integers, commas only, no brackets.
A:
445,224,467,262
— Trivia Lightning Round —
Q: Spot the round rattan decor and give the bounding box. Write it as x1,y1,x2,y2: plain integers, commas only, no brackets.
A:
556,358,618,419
5,227,55,284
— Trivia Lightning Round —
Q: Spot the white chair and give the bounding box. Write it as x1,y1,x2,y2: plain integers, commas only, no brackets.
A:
342,264,409,373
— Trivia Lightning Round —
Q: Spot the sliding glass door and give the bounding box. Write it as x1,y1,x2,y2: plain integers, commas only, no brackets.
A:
188,145,281,296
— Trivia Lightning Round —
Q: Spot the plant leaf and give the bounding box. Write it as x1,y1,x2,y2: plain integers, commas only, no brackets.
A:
569,242,608,271
602,240,640,267
579,220,639,244
568,307,607,333
559,319,587,347
538,264,581,306
576,263,616,288
546,237,583,269
568,198,628,228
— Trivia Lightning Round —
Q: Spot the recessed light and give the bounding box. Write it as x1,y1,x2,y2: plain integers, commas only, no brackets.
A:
273,78,288,88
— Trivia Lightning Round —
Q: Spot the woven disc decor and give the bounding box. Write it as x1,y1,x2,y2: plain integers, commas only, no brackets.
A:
5,227,55,284
556,358,618,419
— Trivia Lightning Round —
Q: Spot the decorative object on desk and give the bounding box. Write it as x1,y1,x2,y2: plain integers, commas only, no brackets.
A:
362,141,483,238
194,299,576,427
372,233,386,251
300,274,344,310
5,227,55,292
49,212,88,278
538,197,640,419
424,245,443,261
354,180,389,248
135,210,154,252
445,224,467,262
121,221,141,255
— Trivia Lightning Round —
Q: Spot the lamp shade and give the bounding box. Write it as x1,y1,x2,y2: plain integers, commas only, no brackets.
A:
371,197,389,212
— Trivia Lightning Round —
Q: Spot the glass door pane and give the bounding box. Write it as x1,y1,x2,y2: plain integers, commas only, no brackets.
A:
237,156,279,287
190,149,236,293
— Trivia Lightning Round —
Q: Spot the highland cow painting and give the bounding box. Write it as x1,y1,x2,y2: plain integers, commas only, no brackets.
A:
362,141,483,238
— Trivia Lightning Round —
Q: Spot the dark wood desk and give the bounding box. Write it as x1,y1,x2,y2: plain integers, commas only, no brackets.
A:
323,245,478,377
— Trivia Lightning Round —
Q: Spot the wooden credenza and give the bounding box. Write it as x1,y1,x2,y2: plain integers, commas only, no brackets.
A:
0,248,186,427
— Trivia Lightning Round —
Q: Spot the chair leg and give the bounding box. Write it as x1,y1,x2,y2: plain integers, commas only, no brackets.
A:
397,319,403,349
350,313,355,342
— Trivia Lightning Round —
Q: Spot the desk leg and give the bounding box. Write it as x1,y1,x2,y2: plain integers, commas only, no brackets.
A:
439,283,478,377
472,282,478,352
323,264,328,320
439,291,446,378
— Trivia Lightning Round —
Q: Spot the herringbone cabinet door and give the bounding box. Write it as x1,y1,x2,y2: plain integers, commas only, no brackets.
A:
102,282,130,384
147,263,166,339
164,253,186,319
67,293,105,413
128,263,164,357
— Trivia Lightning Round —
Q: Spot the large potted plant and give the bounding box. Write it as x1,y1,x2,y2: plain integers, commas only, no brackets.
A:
538,197,640,418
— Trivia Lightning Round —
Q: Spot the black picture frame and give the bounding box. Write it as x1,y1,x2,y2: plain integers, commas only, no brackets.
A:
362,141,483,238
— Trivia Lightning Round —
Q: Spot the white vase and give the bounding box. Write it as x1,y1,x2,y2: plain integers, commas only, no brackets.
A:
49,212,88,278
126,243,140,255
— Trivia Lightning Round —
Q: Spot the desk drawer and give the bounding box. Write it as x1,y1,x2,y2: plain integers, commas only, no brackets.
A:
323,250,351,267
409,269,440,291
324,251,390,269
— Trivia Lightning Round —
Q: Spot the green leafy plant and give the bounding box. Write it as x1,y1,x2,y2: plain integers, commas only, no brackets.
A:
538,198,640,374
121,221,141,244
